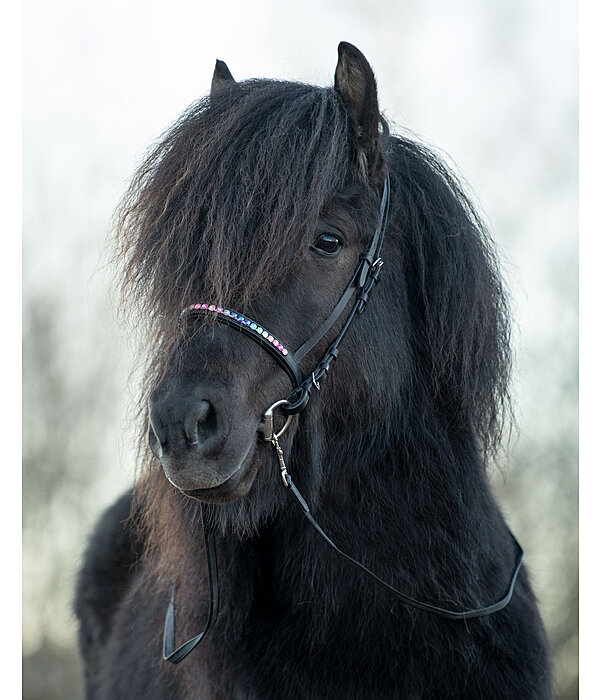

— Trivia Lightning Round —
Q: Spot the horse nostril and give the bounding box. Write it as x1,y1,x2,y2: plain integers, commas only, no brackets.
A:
184,400,214,446
148,422,164,459
148,389,224,458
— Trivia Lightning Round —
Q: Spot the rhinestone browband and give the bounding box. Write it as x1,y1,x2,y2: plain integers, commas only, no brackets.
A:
181,304,290,357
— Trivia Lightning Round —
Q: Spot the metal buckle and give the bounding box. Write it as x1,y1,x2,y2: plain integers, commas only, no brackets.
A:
311,372,321,391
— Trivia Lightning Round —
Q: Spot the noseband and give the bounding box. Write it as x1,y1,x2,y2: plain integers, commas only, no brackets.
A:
163,174,524,664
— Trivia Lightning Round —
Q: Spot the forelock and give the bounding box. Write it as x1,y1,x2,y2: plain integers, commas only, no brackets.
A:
115,80,355,341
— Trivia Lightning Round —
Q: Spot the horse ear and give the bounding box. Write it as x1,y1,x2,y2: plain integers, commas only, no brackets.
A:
334,42,382,171
211,59,238,96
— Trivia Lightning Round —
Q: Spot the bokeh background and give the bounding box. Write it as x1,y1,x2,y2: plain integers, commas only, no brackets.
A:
22,0,578,697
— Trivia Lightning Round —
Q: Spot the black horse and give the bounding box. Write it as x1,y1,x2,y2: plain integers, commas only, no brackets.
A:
75,43,552,699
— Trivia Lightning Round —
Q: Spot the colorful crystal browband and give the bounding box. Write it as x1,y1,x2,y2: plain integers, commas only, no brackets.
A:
181,303,290,357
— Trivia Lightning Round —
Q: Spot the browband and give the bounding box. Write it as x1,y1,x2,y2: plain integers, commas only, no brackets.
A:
180,304,303,385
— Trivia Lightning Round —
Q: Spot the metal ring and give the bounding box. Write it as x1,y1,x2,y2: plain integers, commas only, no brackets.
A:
260,399,293,440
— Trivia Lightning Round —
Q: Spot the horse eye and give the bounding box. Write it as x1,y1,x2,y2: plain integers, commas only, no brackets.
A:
313,233,343,255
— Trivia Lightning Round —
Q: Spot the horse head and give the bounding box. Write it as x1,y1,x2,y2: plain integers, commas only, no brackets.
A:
117,41,509,546
135,44,398,515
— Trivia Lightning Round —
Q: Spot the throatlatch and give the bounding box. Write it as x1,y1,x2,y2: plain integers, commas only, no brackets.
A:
163,172,524,665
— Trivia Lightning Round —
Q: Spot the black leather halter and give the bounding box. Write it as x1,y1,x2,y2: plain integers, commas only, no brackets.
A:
163,173,524,665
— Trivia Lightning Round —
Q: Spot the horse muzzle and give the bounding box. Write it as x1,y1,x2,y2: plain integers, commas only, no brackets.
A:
148,381,261,497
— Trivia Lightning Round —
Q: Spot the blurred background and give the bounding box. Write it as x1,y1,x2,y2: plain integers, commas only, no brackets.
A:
22,0,578,697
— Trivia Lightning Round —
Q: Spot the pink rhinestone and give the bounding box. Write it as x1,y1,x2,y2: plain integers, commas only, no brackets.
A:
195,304,202,309
282,349,289,356
208,304,216,311
272,339,279,346
216,307,223,313
201,303,208,309
268,335,274,342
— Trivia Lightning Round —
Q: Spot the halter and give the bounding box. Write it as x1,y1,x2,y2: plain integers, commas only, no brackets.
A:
163,173,524,664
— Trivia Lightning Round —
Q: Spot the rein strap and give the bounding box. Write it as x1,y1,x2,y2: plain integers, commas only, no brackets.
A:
283,471,524,621
162,504,219,664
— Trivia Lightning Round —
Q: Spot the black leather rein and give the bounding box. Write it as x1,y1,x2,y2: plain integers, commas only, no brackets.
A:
163,173,524,664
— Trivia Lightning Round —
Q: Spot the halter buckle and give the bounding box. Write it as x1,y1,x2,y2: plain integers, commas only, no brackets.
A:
311,372,321,391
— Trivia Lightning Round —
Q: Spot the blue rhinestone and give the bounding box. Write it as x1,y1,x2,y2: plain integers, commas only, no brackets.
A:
231,312,237,318
250,323,257,330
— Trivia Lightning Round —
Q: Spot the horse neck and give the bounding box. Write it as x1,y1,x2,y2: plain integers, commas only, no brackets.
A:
214,421,512,634
316,402,501,540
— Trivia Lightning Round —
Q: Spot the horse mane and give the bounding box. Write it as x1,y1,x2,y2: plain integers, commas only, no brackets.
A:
114,78,512,590
388,136,512,461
